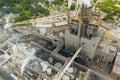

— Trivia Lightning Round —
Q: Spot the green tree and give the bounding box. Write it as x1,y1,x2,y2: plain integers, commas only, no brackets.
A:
45,1,49,7
44,9,50,16
53,0,64,5
20,11,30,19
70,3,76,11
15,10,31,22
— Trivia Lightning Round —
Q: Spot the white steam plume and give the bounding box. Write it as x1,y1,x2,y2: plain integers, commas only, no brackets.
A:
68,0,73,9
77,0,91,7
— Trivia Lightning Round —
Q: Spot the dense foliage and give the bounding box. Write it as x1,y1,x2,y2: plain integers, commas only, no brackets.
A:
0,0,50,22
70,3,76,11
52,0,64,5
97,0,120,21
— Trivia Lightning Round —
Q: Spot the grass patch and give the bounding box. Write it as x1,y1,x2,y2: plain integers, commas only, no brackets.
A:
12,23,32,27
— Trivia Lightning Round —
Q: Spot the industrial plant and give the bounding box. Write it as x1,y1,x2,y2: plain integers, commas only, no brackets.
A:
0,0,120,80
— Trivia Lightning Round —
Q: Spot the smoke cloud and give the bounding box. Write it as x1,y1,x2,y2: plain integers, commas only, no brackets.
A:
68,0,73,9
77,0,91,7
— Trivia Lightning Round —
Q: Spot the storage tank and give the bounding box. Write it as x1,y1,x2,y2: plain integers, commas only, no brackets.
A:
40,62,48,72
67,67,73,74
48,57,53,64
62,75,70,80
46,68,52,75
54,62,62,69
0,66,14,80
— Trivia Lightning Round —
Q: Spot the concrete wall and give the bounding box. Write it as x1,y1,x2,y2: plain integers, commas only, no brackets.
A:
80,29,103,59
95,44,117,64
81,37,98,59
65,29,80,50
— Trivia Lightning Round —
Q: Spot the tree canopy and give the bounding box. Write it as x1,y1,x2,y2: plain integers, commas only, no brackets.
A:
70,3,76,11
97,0,120,21
0,0,50,22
